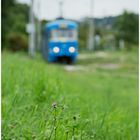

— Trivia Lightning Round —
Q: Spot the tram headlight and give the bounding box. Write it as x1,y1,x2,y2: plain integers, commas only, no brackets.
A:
53,47,60,53
69,47,75,53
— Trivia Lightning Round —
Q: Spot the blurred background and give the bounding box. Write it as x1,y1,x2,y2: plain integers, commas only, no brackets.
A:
2,0,139,52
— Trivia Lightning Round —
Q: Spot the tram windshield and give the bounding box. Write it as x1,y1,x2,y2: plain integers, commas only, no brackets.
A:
49,29,77,42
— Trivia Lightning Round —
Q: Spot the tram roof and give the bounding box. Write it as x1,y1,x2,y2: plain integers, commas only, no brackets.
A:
45,20,78,30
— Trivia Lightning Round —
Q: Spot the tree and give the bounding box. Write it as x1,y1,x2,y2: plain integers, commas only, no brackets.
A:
2,0,29,51
113,11,138,48
2,0,15,48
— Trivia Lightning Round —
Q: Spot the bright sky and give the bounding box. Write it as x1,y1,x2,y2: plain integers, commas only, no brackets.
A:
18,0,139,20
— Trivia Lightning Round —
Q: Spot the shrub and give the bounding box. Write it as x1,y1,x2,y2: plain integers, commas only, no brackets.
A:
8,33,28,52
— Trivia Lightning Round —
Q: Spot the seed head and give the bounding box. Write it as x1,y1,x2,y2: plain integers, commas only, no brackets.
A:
65,130,69,133
73,116,76,121
32,135,36,139
52,102,57,109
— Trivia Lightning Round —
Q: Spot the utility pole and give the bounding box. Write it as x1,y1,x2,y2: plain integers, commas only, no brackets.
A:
28,0,35,57
59,0,63,18
87,0,95,51
37,0,41,51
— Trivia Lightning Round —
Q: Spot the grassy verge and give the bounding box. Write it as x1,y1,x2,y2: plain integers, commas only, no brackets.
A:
2,50,138,140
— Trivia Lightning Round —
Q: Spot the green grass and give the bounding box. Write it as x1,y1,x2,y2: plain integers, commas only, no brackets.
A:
2,50,138,140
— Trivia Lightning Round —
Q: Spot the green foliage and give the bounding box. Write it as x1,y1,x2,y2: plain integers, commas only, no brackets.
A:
78,21,88,50
8,33,28,51
113,11,139,48
2,51,138,139
2,0,29,50
2,0,15,48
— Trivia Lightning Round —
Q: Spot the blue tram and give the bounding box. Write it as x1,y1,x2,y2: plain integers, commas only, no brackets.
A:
42,19,78,64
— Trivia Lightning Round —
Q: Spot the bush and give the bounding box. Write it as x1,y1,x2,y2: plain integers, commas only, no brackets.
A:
8,33,28,52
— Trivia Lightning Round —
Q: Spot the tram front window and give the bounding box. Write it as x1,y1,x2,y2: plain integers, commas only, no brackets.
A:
50,29,77,42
